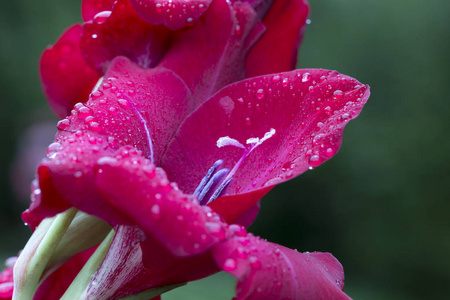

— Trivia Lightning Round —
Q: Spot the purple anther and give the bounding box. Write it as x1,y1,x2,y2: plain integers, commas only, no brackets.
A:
198,168,229,205
193,160,224,198
205,177,234,205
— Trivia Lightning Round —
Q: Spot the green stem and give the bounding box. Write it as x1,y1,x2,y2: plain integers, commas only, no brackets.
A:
60,230,115,300
13,207,77,300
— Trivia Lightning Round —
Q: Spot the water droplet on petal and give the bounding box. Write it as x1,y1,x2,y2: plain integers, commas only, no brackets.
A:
93,11,112,24
255,88,265,100
332,90,344,99
309,155,321,166
90,90,103,100
223,258,236,272
249,256,261,270
151,204,160,219
47,142,61,158
326,148,334,157
118,99,130,109
302,72,311,82
57,119,70,130
89,122,102,132
78,106,92,119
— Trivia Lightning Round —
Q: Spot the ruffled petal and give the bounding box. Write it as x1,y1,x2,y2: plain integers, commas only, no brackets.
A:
246,0,310,77
81,0,170,72
27,57,193,226
94,149,229,257
213,234,351,300
163,69,369,220
40,25,100,118
129,0,213,30
158,0,264,108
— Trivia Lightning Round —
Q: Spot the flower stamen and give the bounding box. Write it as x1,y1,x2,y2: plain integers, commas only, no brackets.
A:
195,129,276,205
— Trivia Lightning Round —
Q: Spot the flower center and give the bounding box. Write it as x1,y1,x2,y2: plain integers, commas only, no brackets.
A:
194,128,276,205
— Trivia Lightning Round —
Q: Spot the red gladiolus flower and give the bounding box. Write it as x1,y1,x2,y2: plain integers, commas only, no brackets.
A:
16,0,370,299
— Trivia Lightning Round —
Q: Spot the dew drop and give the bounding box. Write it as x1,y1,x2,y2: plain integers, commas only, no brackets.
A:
341,113,350,120
118,99,130,109
302,72,311,82
109,107,117,115
57,119,70,130
93,11,112,24
255,88,265,100
89,122,102,132
235,24,241,35
326,148,334,157
272,75,280,83
309,155,321,166
47,142,61,158
90,90,103,100
78,106,92,119
332,90,344,99
223,258,236,272
151,204,160,219
249,256,261,270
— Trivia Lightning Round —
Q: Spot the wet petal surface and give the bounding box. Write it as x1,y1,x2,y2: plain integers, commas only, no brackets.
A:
129,0,213,30
213,234,351,300
163,69,370,222
81,0,170,72
40,25,100,118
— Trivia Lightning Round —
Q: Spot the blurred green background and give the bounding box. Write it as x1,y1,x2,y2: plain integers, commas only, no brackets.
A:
1,0,449,299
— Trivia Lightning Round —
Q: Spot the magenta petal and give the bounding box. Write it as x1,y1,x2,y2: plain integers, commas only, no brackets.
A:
86,226,218,298
129,0,212,30
28,57,193,225
246,0,310,77
35,248,95,300
0,261,14,300
158,0,264,108
40,25,100,118
94,150,228,257
163,69,369,220
82,0,116,22
83,56,193,162
81,0,170,72
213,234,351,300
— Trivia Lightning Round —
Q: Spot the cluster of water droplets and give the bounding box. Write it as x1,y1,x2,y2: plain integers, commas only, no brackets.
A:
229,70,366,187
133,0,208,27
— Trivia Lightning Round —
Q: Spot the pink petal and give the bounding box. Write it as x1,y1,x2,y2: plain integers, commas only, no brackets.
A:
85,226,218,298
128,0,213,30
0,262,14,300
82,0,116,22
94,149,229,257
35,248,95,300
26,56,193,226
246,0,310,77
213,234,351,300
163,69,369,220
158,0,264,109
40,25,100,118
81,0,170,72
